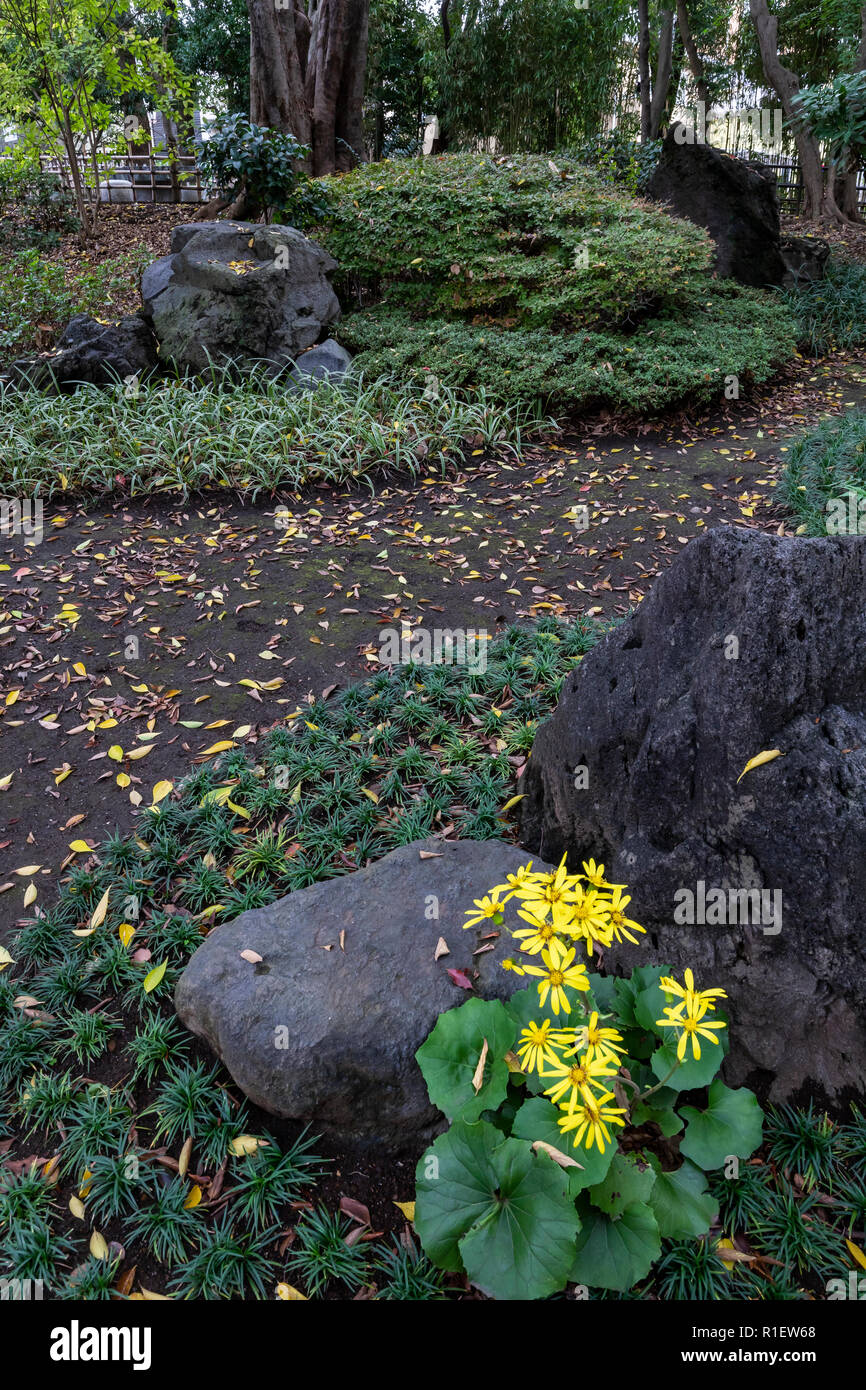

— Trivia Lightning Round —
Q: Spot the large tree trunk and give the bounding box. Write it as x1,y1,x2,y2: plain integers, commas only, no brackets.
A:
248,0,368,176
248,1,312,143
675,0,709,108
637,0,652,142
749,0,845,223
649,9,675,139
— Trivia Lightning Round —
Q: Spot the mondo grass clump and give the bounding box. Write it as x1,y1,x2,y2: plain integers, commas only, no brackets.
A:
0,363,545,501
0,615,863,1299
783,256,866,357
779,408,866,536
315,151,797,414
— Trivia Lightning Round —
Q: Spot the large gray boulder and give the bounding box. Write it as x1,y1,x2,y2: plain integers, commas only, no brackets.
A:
175,839,553,1149
648,127,788,287
141,221,341,373
520,527,866,1103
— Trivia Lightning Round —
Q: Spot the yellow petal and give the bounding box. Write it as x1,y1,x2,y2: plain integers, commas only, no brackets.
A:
737,749,782,783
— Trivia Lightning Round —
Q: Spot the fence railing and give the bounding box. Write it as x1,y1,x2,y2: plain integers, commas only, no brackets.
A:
27,148,208,204
734,150,866,216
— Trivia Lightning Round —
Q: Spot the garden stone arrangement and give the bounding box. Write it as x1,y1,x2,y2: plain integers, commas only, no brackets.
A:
3,220,350,390
175,839,553,1148
520,528,866,1101
141,221,342,374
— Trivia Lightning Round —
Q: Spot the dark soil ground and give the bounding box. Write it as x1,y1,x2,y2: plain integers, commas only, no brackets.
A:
2,350,865,948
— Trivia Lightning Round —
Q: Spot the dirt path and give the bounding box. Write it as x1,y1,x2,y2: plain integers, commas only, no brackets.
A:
2,351,864,944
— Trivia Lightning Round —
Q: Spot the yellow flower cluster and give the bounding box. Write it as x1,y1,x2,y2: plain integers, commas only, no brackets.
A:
516,1013,628,1153
464,853,645,1016
463,857,728,1152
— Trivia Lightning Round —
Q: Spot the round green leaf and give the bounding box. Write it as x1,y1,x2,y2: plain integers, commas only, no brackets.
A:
415,1120,507,1272
511,1096,617,1192
647,1157,718,1238
415,996,516,1122
414,1119,581,1299
649,1015,729,1092
679,1080,764,1170
589,1151,656,1217
569,1200,661,1291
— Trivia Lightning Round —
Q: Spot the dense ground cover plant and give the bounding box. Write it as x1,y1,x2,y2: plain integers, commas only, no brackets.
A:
0,365,544,498
0,621,605,1296
0,618,862,1296
783,256,866,357
779,407,866,534
0,246,150,358
413,856,766,1299
316,152,797,412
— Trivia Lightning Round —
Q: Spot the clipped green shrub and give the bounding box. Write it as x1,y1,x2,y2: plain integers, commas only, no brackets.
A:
316,152,797,411
780,408,866,535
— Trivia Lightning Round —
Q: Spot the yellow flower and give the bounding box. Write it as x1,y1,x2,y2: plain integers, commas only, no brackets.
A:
581,858,619,889
572,1011,626,1065
513,904,561,954
655,995,727,1061
659,967,727,1015
501,862,538,895
521,939,589,1015
516,1019,563,1076
557,1090,627,1152
542,1049,618,1113
501,956,526,976
463,893,505,930
569,885,614,955
511,852,580,915
605,886,646,945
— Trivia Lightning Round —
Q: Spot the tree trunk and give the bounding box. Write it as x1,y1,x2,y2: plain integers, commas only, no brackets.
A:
248,0,312,145
306,0,369,174
649,9,675,139
248,0,368,175
675,0,709,107
844,2,866,221
749,0,846,223
637,0,652,142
